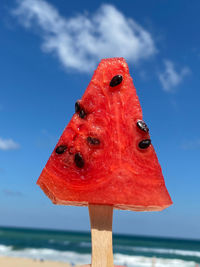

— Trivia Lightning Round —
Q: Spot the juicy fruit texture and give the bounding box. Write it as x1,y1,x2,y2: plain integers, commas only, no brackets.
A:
37,58,172,211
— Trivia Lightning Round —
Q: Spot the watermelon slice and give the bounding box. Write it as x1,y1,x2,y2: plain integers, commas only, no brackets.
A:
37,58,172,211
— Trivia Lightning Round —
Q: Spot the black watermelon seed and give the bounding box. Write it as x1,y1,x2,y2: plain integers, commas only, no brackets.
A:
79,109,86,119
137,120,149,133
75,101,81,113
55,145,67,154
74,152,85,168
87,136,100,145
110,75,123,87
138,139,151,149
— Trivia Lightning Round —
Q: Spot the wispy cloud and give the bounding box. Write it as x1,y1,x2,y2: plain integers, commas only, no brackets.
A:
158,60,190,92
181,139,200,150
3,189,24,197
13,0,156,72
0,137,20,151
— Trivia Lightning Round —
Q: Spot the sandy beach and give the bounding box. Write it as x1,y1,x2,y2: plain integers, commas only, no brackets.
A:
0,257,73,267
0,257,124,267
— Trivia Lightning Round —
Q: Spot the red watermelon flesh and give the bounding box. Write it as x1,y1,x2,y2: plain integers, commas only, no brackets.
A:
37,58,172,211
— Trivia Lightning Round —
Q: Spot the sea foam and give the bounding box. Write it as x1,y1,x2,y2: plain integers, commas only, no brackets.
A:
114,244,200,258
0,244,197,266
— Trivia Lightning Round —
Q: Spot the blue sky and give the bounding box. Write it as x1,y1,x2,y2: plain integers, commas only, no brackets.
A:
0,0,200,239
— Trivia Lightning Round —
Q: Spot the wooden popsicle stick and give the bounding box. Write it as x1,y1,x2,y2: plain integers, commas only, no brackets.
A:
89,204,114,267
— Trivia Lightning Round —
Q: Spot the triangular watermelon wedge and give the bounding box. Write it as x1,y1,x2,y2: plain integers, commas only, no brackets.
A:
37,58,172,211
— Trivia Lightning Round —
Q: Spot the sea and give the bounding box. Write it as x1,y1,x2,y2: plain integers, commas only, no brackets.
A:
0,227,200,267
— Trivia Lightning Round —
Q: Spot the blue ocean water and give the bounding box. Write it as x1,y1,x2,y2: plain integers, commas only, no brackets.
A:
0,226,200,266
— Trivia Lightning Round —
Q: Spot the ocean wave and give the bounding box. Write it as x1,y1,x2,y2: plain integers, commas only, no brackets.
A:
133,247,200,258
79,242,91,248
48,239,70,245
0,245,13,252
0,245,90,265
63,241,70,245
114,253,196,267
0,244,197,266
48,239,55,244
115,245,200,258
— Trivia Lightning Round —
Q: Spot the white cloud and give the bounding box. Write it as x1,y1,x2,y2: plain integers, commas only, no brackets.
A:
0,137,20,151
13,0,156,72
159,60,190,92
